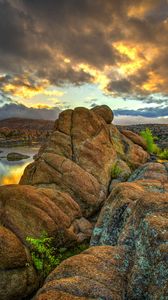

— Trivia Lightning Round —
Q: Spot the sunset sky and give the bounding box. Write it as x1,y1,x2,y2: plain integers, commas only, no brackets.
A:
0,0,168,124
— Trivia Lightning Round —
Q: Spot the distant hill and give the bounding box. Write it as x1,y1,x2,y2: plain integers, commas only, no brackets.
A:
0,118,54,130
0,118,55,147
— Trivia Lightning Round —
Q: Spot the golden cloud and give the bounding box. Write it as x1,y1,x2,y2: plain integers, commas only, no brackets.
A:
1,0,168,102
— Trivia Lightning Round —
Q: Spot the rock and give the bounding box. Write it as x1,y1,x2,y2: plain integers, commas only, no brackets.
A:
90,169,168,299
0,105,151,299
128,162,168,183
121,129,147,150
91,163,168,247
0,226,39,300
0,184,92,245
91,105,114,124
0,184,93,300
21,106,149,190
109,159,132,192
109,124,149,168
34,246,129,300
36,167,168,300
20,153,105,218
7,152,30,161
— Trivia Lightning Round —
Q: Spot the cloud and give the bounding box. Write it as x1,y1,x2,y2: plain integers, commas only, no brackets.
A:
0,102,61,120
114,106,168,118
0,0,168,103
114,115,168,125
107,79,133,94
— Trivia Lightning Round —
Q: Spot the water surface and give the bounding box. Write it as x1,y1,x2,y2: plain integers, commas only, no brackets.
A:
0,146,39,185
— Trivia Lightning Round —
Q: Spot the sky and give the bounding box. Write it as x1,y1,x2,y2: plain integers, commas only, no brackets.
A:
0,0,168,124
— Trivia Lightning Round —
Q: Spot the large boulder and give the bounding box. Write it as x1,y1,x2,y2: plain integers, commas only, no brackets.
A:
7,152,30,161
128,162,168,183
20,153,106,218
0,184,94,246
35,166,168,300
91,105,114,124
34,245,129,300
109,124,149,168
0,106,150,299
0,226,38,300
21,106,149,191
0,185,92,300
121,129,147,150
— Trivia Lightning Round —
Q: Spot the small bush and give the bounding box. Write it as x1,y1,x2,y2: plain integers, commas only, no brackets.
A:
158,149,168,160
140,128,159,154
111,162,122,178
26,232,88,278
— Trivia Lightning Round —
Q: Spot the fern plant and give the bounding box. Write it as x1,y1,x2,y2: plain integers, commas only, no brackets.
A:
26,232,88,278
26,233,59,277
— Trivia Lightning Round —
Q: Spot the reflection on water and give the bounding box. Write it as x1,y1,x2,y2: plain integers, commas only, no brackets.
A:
0,161,30,184
0,146,39,185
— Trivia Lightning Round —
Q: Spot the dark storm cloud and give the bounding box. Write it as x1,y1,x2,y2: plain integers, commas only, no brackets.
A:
0,0,168,101
0,103,61,120
114,106,168,118
107,79,133,94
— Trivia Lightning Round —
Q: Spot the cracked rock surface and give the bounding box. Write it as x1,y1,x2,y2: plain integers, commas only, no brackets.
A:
0,106,152,299
35,163,168,300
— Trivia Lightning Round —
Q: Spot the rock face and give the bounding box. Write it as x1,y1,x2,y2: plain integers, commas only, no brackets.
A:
0,105,151,300
91,104,114,124
21,106,149,190
34,246,129,300
121,129,147,150
35,163,168,300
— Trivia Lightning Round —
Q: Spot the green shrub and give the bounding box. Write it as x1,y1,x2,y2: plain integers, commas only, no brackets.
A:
26,233,58,277
111,162,122,178
140,128,159,154
158,149,168,160
26,232,88,278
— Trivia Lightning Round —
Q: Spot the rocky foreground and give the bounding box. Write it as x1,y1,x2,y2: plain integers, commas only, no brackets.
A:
0,105,167,300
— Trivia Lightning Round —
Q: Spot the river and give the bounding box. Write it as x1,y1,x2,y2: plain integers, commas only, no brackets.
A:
0,146,39,185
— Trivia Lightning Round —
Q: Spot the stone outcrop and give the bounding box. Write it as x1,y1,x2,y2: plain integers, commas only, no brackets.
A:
7,152,30,161
0,105,151,299
21,106,149,191
35,163,168,300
